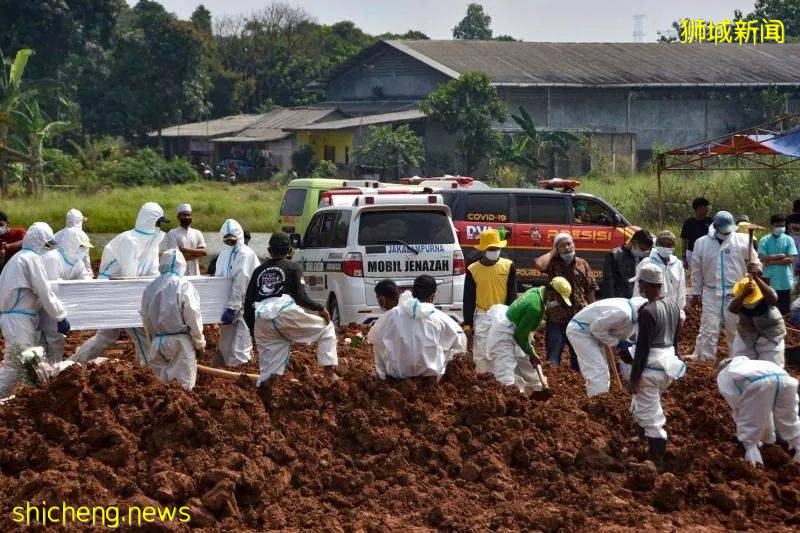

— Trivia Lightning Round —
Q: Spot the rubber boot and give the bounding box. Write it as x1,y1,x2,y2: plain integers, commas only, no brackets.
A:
647,437,667,471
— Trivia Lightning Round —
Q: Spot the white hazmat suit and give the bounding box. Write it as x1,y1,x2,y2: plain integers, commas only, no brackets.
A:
71,203,166,364
566,297,647,397
634,252,686,320
140,249,205,389
690,232,761,360
630,346,686,439
215,219,260,366
0,223,67,397
717,356,800,465
253,294,338,385
54,208,92,273
368,291,466,380
484,304,544,395
40,228,93,363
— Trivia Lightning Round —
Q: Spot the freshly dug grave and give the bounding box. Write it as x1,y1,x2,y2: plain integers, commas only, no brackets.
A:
0,319,799,530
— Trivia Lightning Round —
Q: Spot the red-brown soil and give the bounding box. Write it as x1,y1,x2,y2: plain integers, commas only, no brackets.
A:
0,313,798,531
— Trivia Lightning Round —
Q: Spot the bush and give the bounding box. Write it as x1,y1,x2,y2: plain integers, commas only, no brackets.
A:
291,145,315,177
311,160,337,178
98,148,198,186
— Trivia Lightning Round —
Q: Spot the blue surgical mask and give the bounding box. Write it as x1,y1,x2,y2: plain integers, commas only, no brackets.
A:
773,227,786,236
656,246,674,257
560,252,575,263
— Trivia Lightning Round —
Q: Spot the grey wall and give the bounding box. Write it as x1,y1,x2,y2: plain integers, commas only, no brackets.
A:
326,47,450,101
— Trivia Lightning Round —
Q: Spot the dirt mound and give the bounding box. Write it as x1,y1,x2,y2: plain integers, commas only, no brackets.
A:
1,318,800,530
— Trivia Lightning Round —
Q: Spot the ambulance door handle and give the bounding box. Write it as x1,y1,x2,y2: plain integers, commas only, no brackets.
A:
520,230,531,236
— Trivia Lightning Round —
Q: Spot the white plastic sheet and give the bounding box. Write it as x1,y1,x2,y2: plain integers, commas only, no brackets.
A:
49,276,233,330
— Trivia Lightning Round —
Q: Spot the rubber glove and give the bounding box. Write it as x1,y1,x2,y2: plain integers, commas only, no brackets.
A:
744,444,763,466
221,308,236,325
617,339,634,351
57,319,71,334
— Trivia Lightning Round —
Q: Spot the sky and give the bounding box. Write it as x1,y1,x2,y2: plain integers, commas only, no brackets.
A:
135,0,757,42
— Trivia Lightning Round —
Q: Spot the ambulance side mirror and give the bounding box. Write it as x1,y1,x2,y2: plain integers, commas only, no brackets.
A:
289,233,302,249
613,213,623,227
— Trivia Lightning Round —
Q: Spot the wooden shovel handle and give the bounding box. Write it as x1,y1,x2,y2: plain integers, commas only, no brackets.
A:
604,346,624,392
197,364,259,382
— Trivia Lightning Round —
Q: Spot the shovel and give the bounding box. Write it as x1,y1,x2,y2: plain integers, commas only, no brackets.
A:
197,364,259,384
530,361,553,401
604,346,624,392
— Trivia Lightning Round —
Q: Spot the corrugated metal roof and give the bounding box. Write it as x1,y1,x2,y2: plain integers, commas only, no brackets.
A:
211,107,341,142
391,40,800,87
283,109,425,131
155,114,263,138
314,40,800,89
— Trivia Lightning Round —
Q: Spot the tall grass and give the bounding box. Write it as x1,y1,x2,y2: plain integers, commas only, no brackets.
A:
5,182,286,233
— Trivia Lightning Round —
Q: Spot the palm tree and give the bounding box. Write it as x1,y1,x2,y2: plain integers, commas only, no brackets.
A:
0,49,36,195
13,100,71,197
500,106,579,183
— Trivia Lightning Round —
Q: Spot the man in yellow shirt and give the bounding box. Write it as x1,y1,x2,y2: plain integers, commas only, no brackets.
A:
463,229,517,373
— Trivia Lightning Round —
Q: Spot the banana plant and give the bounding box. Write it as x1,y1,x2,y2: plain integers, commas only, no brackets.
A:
0,49,36,195
13,100,71,197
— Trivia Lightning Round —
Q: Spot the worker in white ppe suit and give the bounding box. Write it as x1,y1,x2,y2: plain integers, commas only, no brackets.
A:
0,222,70,397
717,356,800,466
140,249,206,389
634,230,686,321
214,219,260,366
39,229,93,363
626,263,685,471
54,208,91,273
368,275,466,381
71,202,169,364
690,211,761,360
566,295,647,398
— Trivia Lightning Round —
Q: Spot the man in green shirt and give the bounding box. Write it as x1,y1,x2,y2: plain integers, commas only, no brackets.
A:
484,277,572,395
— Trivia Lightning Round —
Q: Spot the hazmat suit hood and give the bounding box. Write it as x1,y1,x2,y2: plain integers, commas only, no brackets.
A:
22,223,57,255
65,209,85,230
630,296,648,313
135,202,166,235
219,219,244,249
159,249,187,277
57,228,90,265
398,290,436,319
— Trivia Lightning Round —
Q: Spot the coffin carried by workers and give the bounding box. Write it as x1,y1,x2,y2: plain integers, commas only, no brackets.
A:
49,277,233,330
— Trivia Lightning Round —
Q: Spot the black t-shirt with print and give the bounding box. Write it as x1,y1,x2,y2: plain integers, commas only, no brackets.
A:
244,257,323,333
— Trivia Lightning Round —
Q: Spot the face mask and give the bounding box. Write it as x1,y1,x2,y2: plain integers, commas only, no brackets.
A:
715,231,731,241
485,250,501,261
179,217,192,229
0,225,7,235
546,300,559,308
773,227,786,236
631,247,648,259
560,252,575,263
224,239,237,247
656,246,674,257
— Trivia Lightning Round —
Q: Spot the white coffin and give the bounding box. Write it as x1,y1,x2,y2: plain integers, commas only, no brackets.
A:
49,276,233,331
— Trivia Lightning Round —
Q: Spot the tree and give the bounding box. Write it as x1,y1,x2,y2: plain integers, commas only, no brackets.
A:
0,49,36,195
191,5,213,35
494,35,518,42
12,100,72,196
355,124,424,179
496,106,578,182
745,0,800,41
421,72,507,174
453,3,493,40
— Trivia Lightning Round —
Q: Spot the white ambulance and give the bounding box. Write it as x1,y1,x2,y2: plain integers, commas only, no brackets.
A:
290,194,465,326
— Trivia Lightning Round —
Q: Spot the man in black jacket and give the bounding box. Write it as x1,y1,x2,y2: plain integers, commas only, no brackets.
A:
244,233,338,391
600,229,653,299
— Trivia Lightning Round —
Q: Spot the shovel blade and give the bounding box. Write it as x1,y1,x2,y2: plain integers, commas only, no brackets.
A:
530,388,553,401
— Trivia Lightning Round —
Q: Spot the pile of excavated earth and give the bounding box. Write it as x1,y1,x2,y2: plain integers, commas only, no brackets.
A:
0,306,799,530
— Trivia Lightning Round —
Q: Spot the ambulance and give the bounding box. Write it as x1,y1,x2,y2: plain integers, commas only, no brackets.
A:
290,194,465,326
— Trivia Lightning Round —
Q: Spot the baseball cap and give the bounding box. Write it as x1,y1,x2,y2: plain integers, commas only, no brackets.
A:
549,276,572,307
269,232,291,249
713,211,736,234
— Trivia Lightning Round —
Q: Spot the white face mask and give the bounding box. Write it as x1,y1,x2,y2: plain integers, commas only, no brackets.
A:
0,225,7,235
485,250,501,261
715,231,731,240
631,247,648,258
656,246,674,257
546,300,559,308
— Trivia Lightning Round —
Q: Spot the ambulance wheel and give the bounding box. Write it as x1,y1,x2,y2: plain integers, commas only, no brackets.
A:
328,294,341,328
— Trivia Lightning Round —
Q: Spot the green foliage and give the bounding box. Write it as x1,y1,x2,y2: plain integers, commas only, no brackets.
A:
495,106,578,182
291,145,315,177
453,3,493,40
311,160,337,178
486,165,525,188
355,124,424,178
99,148,198,187
191,5,213,35
421,72,507,173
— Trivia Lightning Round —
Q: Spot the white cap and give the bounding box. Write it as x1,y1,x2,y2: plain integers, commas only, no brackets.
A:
629,263,663,285
177,204,192,215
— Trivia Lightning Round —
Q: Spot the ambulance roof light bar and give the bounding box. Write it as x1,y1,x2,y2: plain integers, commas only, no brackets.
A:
352,194,444,206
